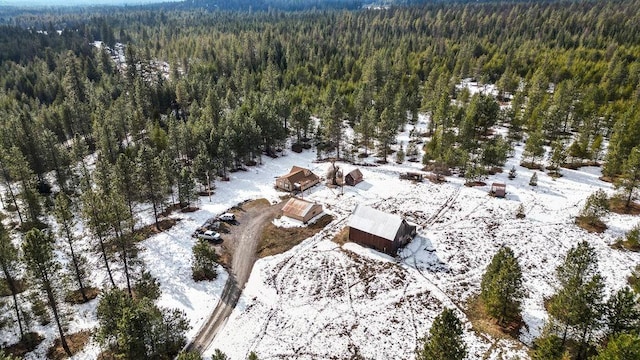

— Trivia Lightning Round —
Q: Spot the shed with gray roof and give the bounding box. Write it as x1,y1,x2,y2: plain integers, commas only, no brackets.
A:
347,204,416,255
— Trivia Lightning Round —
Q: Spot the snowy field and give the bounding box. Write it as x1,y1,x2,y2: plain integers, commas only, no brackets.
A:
3,114,639,360
203,128,639,358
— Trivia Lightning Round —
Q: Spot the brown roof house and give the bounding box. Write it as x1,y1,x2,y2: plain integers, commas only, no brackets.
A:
344,169,363,186
348,205,416,255
276,166,320,192
282,197,323,224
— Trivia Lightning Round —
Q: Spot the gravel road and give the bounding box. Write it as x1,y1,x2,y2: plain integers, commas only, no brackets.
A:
186,200,285,353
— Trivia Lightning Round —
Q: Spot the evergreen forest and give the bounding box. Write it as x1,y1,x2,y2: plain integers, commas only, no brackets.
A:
1,0,640,359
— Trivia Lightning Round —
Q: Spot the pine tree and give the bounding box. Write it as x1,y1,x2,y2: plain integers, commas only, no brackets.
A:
291,104,311,144
549,140,566,176
0,350,17,360
135,270,161,301
605,287,640,337
417,308,467,360
322,85,345,159
248,352,259,360
532,332,566,360
211,349,230,360
176,352,203,360
104,188,136,297
0,223,25,339
192,240,218,281
480,247,524,326
396,144,405,164
0,151,23,224
177,168,197,208
115,153,140,233
530,172,538,186
377,107,397,162
594,332,640,360
548,241,605,356
578,189,610,228
516,204,526,219
523,128,545,165
22,229,72,357
53,192,91,303
96,288,189,358
137,145,168,229
7,146,41,225
615,146,640,208
355,108,376,156
81,186,116,288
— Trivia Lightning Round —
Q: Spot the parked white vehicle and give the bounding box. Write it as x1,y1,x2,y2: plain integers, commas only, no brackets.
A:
198,230,221,241
218,213,236,222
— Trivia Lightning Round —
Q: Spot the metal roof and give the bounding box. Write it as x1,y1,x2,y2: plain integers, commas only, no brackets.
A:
346,168,363,180
282,197,318,217
348,204,402,241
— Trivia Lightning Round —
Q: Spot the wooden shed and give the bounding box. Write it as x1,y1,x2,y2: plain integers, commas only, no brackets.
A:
348,205,416,255
276,166,320,192
282,198,323,223
490,183,506,198
344,169,363,186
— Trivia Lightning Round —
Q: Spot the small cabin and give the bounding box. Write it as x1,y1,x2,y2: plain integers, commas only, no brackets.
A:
282,197,323,223
276,166,320,192
344,169,363,186
490,183,506,198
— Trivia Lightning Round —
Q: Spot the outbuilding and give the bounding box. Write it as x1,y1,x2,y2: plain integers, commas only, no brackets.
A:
282,197,324,223
275,166,320,192
344,168,364,186
347,205,416,255
490,183,506,198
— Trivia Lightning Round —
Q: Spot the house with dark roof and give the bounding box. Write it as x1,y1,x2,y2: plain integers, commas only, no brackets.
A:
344,168,363,186
347,205,416,255
275,166,320,192
282,197,323,223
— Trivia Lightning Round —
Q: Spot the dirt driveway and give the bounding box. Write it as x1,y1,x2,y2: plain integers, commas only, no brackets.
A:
186,199,285,353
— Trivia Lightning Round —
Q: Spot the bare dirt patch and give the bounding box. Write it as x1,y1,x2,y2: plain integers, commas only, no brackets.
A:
575,216,607,233
134,218,180,241
236,198,271,211
0,278,27,296
465,181,487,187
520,161,543,170
466,296,524,341
612,239,640,252
332,226,350,245
4,332,43,357
64,287,100,305
47,330,91,360
609,197,640,215
257,214,334,258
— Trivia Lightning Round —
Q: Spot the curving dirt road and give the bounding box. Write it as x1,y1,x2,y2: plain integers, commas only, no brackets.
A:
186,200,285,354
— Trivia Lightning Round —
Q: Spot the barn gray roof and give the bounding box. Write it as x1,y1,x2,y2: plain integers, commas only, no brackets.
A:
348,204,402,241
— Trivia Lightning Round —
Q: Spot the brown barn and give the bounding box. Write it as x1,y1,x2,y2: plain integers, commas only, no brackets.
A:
276,166,320,192
348,205,417,255
282,197,323,223
490,183,506,198
344,169,363,186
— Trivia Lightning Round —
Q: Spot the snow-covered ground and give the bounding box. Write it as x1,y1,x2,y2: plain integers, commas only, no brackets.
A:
201,133,639,358
3,114,639,359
